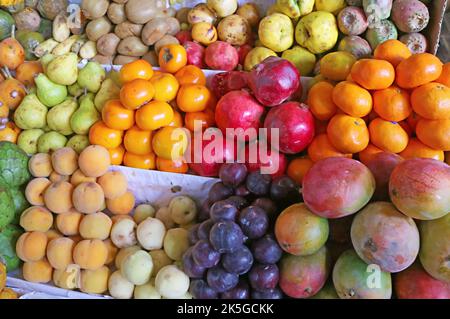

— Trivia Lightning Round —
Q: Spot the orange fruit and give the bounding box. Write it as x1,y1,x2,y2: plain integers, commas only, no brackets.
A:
135,101,174,131
358,143,383,165
307,134,353,162
436,62,450,87
287,157,314,185
416,118,450,151
396,53,443,89
411,82,450,120
120,79,155,110
124,126,153,155
327,114,369,154
168,110,184,128
108,145,125,165
319,51,357,81
152,127,189,160
369,118,409,153
332,81,372,117
150,73,179,102
373,39,412,67
101,99,135,130
399,138,444,161
156,157,189,174
175,65,206,86
185,109,215,132
177,84,212,113
0,78,26,110
351,59,395,90
373,86,411,122
120,59,154,84
123,152,156,170
307,81,337,121
89,121,123,149
15,61,43,87
158,44,187,74
0,122,20,143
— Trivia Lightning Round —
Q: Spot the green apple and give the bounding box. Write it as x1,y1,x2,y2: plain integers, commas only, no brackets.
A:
258,13,294,52
282,46,317,76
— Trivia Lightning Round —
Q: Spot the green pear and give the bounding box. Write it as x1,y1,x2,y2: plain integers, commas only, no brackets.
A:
35,74,68,107
47,98,78,136
66,135,90,154
46,52,79,86
70,93,100,135
77,62,106,93
68,82,84,97
17,129,45,155
37,131,68,153
94,78,120,112
13,94,48,130
41,53,55,73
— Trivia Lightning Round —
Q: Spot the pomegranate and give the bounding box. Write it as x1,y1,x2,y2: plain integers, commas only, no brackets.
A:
210,71,248,98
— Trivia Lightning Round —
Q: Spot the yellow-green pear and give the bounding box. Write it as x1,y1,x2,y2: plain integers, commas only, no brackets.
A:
66,135,90,154
47,98,78,136
94,78,120,112
77,62,106,93
14,94,48,130
46,52,79,85
35,74,68,107
37,131,68,153
70,93,100,135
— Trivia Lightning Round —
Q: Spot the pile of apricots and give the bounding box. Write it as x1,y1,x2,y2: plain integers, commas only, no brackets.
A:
89,44,216,173
287,40,450,185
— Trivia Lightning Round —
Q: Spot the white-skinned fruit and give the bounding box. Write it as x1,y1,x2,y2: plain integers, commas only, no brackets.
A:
155,265,189,299
136,217,166,250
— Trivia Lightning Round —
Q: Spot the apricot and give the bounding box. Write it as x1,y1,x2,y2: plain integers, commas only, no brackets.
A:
115,245,141,269
0,287,18,299
56,209,83,236
25,177,51,206
20,206,53,232
28,153,53,177
53,264,81,290
16,231,48,262
73,239,108,270
79,212,112,240
51,147,79,176
104,239,119,265
133,204,156,224
70,169,97,187
22,258,53,283
69,235,83,244
80,266,110,294
44,181,74,214
78,145,111,178
111,215,134,224
46,237,75,270
46,229,63,241
106,191,135,215
97,171,128,200
72,182,105,214
49,171,70,183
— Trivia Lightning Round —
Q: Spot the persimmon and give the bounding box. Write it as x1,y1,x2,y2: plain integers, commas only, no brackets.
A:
0,122,20,143
150,73,179,102
15,61,43,87
373,39,412,67
120,59,154,84
158,44,187,74
411,82,450,120
123,152,156,170
373,86,411,122
101,100,135,130
89,121,124,149
399,138,444,161
124,126,153,155
108,145,125,166
436,62,450,87
185,109,215,132
135,101,174,131
287,157,314,185
175,65,206,86
0,34,25,70
168,110,184,128
152,126,189,160
0,78,26,110
307,134,353,163
307,81,337,121
120,79,155,110
369,118,409,153
156,157,189,174
351,59,395,90
176,84,211,113
327,114,369,154
332,81,372,117
358,144,383,165
396,53,443,89
416,118,450,151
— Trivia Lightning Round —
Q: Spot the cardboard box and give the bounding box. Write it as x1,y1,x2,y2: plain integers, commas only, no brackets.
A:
426,0,448,54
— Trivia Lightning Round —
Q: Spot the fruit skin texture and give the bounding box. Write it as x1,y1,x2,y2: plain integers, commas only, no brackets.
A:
327,114,369,154
366,152,403,201
365,20,398,50
0,141,31,187
396,53,443,89
333,249,392,299
337,6,368,36
419,214,450,283
332,81,372,117
204,41,238,71
338,35,372,59
374,39,412,67
400,138,445,162
411,82,450,120
320,51,357,82
395,262,450,299
389,158,450,220
307,81,337,121
295,11,338,54
279,246,331,299
350,59,395,90
258,13,294,53
391,0,430,33
275,203,329,256
264,102,315,154
307,134,352,163
369,118,409,153
303,157,375,219
373,86,411,122
351,202,420,273
416,119,450,151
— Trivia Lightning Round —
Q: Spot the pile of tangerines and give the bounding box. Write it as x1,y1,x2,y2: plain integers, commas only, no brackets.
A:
287,39,450,185
88,44,216,173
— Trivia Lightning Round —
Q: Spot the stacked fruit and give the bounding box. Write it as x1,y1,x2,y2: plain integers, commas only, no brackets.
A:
0,262,18,299
185,163,301,299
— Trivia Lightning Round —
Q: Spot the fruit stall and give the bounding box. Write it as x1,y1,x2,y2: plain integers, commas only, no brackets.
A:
0,0,449,300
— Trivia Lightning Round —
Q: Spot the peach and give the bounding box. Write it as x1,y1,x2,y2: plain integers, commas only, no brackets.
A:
73,239,108,270
78,145,111,178
53,264,81,290
46,237,75,270
70,169,97,187
28,153,53,177
80,266,110,294
22,258,53,283
20,206,53,232
106,191,135,215
79,212,112,240
16,231,48,262
97,171,128,200
72,182,105,214
69,235,83,244
56,209,83,236
46,229,63,241
104,239,119,265
51,147,79,176
44,181,74,214
115,245,141,269
25,177,51,206
49,171,70,183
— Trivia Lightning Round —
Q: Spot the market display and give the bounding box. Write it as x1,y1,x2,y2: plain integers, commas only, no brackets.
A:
0,0,449,300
